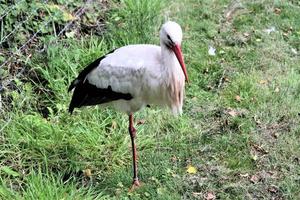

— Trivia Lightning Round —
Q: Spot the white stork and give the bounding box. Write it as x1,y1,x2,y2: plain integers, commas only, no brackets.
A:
68,21,188,189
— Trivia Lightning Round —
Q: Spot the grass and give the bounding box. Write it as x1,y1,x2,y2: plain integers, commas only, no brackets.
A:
1,0,300,199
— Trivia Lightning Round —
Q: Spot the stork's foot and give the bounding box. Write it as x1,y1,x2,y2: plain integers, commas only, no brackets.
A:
129,178,141,192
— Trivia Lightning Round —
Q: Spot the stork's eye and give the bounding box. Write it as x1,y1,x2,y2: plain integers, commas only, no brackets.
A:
165,34,174,49
167,34,172,42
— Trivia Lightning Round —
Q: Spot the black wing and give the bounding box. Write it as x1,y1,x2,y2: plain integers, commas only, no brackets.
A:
68,49,133,114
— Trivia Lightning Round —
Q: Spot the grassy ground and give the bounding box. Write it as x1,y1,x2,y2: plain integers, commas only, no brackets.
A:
1,0,300,199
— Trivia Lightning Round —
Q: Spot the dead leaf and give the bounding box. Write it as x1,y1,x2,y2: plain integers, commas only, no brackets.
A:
235,95,241,102
251,143,269,154
252,154,258,161
186,165,197,174
83,168,92,177
259,80,268,84
111,120,117,129
192,192,202,197
272,132,279,139
250,175,259,183
243,32,250,37
137,119,145,125
225,108,249,117
264,26,276,34
65,31,75,38
291,48,298,55
268,185,279,193
253,115,261,125
171,155,177,162
205,192,216,200
239,173,249,178
274,8,281,14
224,77,230,82
228,110,238,117
191,97,197,101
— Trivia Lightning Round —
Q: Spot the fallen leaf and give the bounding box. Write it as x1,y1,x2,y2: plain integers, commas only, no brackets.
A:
274,8,281,14
272,132,279,139
268,185,279,193
259,80,268,84
171,155,178,162
65,31,75,38
252,154,258,161
250,175,259,183
205,192,216,200
235,95,241,102
208,46,216,56
225,108,249,117
243,32,250,37
251,143,269,154
239,173,249,178
291,48,298,55
111,120,117,129
83,168,92,177
137,119,145,125
191,97,197,101
192,192,202,197
186,165,197,174
228,110,237,117
254,115,261,124
264,26,276,34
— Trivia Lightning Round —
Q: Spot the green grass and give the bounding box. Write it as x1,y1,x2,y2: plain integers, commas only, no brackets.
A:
1,0,300,199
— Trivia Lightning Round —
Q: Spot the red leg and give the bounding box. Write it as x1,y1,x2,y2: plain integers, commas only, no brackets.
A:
129,114,140,188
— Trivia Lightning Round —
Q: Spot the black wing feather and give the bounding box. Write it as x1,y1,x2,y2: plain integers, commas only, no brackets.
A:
68,49,115,92
68,49,133,114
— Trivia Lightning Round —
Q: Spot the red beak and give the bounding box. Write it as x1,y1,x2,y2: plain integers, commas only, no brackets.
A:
172,44,189,82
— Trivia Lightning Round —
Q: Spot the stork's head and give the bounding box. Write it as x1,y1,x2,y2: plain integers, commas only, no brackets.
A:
160,21,188,82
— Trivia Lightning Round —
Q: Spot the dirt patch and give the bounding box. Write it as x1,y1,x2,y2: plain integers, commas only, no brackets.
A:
256,115,295,141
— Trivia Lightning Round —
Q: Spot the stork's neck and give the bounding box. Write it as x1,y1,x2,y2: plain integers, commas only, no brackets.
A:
159,41,185,115
160,42,181,76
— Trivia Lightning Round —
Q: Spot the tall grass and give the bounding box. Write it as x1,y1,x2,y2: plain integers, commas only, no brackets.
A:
1,0,300,199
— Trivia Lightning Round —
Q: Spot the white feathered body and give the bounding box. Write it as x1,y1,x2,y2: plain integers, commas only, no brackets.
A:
87,44,185,115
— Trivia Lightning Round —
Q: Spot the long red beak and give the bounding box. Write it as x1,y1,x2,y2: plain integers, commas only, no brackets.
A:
172,44,189,82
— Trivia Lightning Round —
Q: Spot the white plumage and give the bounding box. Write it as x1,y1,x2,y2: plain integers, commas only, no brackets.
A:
87,43,185,114
68,21,188,189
